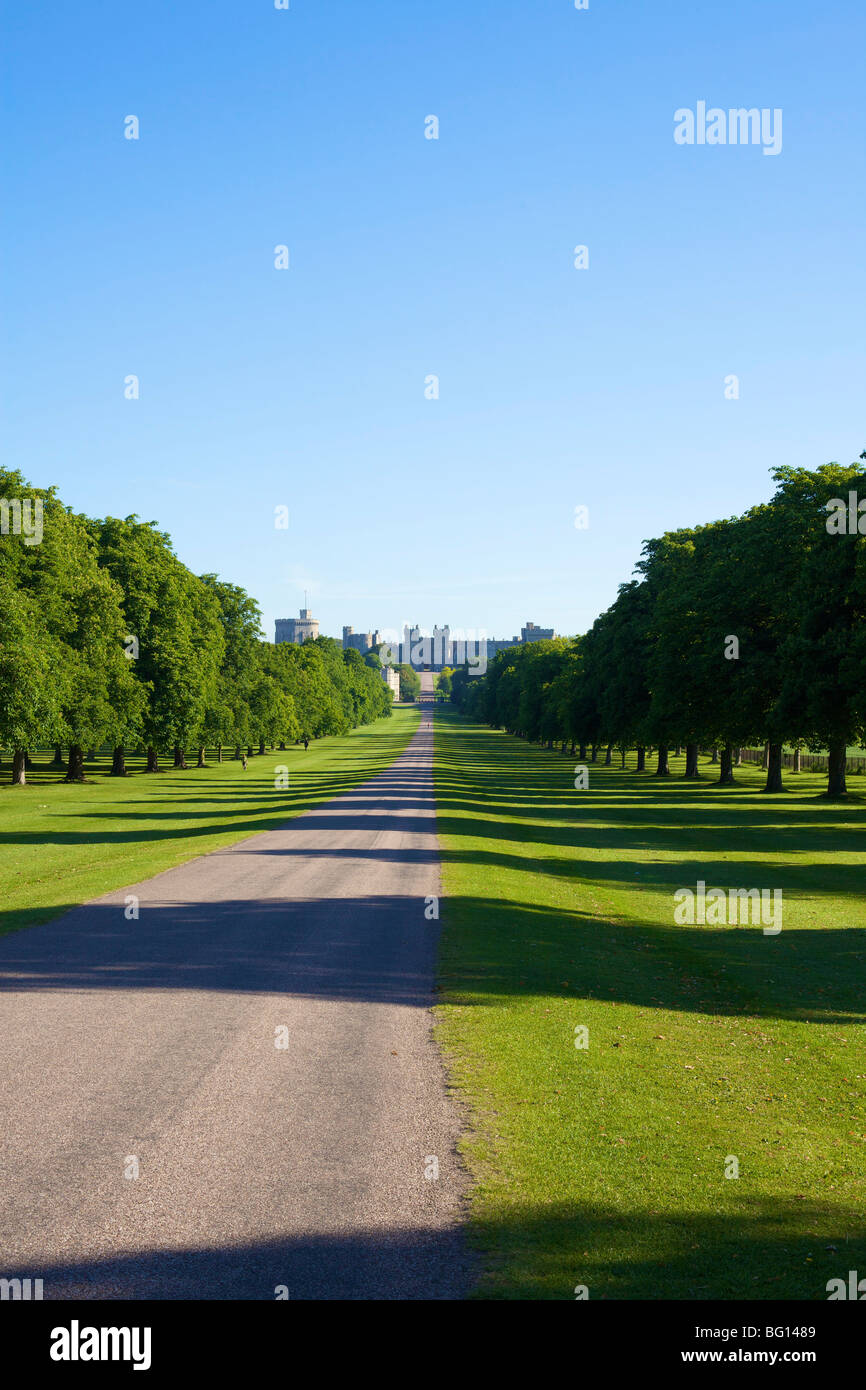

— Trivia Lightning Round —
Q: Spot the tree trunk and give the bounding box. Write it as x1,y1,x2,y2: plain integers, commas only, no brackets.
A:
604,744,612,765
792,744,801,772
235,745,241,760
65,744,86,782
86,749,97,762
675,745,682,757
734,746,742,766
578,742,587,760
217,744,223,763
763,741,784,793
197,747,206,768
51,744,65,766
620,747,626,768
11,749,26,785
145,746,160,773
655,745,670,776
279,742,286,751
683,743,699,778
718,743,736,785
173,745,188,769
710,746,718,764
590,745,598,762
259,738,265,756
762,740,770,771
636,745,646,772
247,745,253,759
826,740,848,797
111,746,126,776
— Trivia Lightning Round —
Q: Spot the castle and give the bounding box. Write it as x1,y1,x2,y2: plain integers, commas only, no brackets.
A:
275,610,556,671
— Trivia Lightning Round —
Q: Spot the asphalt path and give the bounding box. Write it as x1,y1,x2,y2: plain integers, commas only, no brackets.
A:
0,677,473,1299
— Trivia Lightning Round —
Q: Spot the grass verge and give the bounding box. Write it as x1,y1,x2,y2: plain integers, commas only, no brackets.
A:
433,707,866,1300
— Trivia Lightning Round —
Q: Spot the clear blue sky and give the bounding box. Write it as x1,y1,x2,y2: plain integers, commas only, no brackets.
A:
3,0,864,643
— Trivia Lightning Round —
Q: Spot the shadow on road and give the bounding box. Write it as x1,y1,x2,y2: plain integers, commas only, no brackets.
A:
1,1194,859,1299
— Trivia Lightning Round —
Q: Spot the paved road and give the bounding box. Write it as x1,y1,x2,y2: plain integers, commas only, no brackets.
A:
0,678,472,1299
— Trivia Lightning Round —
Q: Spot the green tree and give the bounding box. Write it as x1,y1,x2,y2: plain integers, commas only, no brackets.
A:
0,575,63,783
395,663,421,703
93,517,223,773
773,460,866,796
6,487,143,782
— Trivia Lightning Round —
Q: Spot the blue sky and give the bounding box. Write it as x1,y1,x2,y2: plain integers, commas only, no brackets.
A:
3,0,864,643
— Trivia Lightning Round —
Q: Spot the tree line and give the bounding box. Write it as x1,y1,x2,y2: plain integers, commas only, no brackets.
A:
451,460,866,798
0,469,393,784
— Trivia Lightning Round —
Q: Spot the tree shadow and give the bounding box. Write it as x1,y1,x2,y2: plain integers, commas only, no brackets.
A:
0,895,442,1005
0,1228,471,1300
0,1195,859,1300
465,1194,866,1300
0,895,861,1024
437,896,865,1024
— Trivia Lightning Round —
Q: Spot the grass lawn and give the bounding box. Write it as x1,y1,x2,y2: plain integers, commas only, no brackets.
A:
0,707,419,938
433,707,866,1300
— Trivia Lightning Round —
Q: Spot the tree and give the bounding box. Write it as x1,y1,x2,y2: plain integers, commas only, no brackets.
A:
93,519,223,772
584,583,652,769
435,667,453,701
199,576,264,761
3,484,143,782
773,461,866,796
0,575,63,784
395,664,421,703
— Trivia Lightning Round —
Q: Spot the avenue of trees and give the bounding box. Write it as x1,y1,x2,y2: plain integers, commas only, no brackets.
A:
0,469,392,784
451,461,866,798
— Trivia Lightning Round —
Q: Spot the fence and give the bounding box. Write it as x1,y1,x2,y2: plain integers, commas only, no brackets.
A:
733,747,866,775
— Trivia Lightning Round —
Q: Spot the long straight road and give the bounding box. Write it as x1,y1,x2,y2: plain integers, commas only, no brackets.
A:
0,678,472,1299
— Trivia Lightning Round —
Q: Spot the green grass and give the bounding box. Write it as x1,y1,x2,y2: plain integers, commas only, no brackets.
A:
433,707,866,1300
0,708,419,937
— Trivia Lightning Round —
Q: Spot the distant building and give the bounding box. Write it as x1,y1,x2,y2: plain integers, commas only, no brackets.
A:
381,666,401,700
275,608,319,645
390,624,453,671
521,621,555,643
484,637,522,660
340,619,555,670
342,625,381,655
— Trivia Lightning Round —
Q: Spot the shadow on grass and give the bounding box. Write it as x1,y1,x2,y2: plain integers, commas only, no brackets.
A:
436,896,865,1024
465,1194,866,1300
432,716,866,901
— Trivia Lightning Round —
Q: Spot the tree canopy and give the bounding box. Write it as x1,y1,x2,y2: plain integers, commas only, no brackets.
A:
451,459,866,798
0,472,392,781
